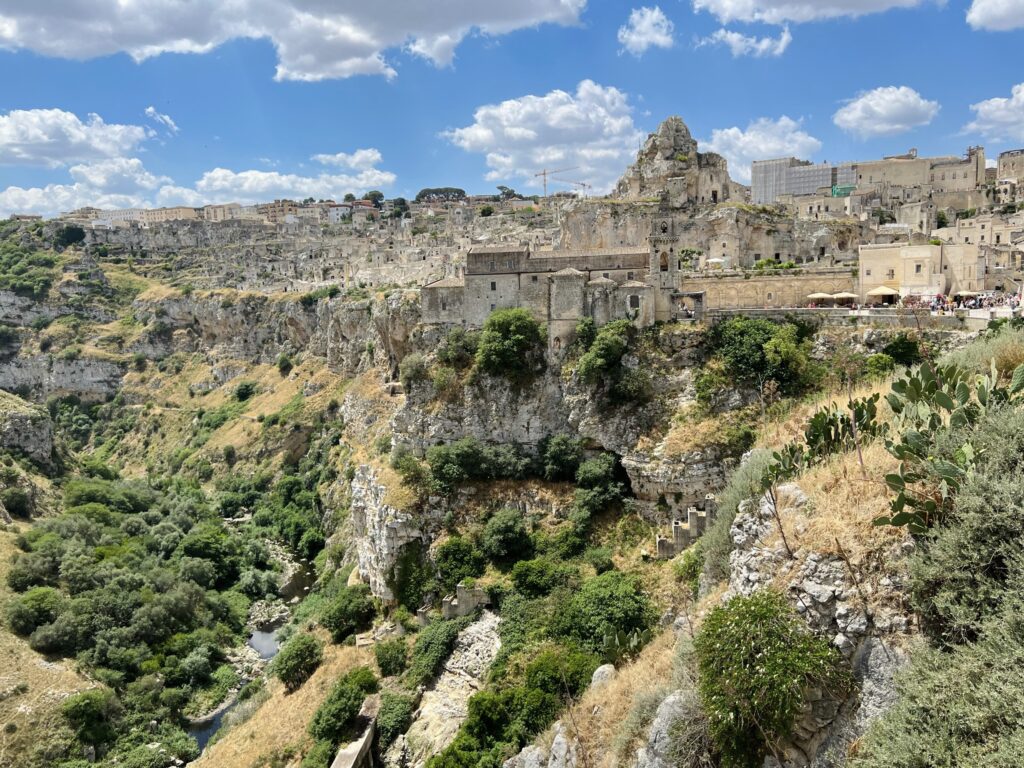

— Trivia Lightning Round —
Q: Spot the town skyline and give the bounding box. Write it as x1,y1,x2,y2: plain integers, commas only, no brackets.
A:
1,1,1023,216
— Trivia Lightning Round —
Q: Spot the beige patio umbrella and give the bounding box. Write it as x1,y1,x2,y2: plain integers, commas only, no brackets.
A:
868,286,901,301
807,292,834,301
832,292,859,300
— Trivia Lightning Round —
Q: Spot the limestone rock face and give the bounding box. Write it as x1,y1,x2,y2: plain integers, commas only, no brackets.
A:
0,355,123,403
348,463,434,600
635,691,690,768
614,116,733,207
0,390,53,466
399,611,502,767
726,482,914,766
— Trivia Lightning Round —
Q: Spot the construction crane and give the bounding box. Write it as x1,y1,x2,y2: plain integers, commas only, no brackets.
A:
552,177,593,198
534,166,578,198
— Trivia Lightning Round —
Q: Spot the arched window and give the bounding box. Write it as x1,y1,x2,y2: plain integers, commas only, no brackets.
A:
660,252,669,272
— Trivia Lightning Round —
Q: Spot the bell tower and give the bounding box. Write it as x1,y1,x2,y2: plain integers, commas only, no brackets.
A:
649,215,680,289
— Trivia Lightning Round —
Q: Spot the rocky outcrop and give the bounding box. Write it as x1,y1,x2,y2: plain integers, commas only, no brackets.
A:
726,484,912,766
131,289,420,376
348,464,434,601
0,390,53,466
0,355,123,402
391,611,502,767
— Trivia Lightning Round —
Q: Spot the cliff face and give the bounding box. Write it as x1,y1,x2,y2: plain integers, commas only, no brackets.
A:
0,390,53,467
130,289,421,376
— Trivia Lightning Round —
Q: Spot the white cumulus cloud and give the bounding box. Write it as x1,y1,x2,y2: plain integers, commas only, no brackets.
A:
964,82,1024,143
692,0,932,23
444,79,644,194
617,6,675,56
703,116,822,183
833,85,939,139
144,106,179,134
699,26,792,56
0,108,151,168
0,1,587,82
967,0,1024,30
311,148,384,170
0,143,396,217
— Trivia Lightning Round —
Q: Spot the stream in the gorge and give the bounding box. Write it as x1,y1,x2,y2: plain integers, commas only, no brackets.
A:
187,556,316,752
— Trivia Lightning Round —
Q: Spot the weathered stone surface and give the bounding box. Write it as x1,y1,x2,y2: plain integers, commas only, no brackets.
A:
0,355,123,402
635,691,688,768
401,611,502,767
0,390,53,466
590,664,616,688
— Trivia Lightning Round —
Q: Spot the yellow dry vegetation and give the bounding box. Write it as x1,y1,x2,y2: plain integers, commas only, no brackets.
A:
544,629,679,768
756,377,894,450
193,637,372,768
660,405,758,458
0,525,94,768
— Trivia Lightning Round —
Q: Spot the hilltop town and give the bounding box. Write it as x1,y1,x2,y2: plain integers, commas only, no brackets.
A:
13,115,1021,346
4,115,1024,768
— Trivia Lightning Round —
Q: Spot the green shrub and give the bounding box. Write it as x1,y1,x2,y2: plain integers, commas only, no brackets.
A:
301,740,335,768
694,591,850,767
701,450,772,585
474,308,544,379
308,682,366,743
432,366,458,397
407,618,469,688
864,353,895,379
510,558,574,597
583,546,614,574
277,354,294,376
481,508,533,564
437,328,479,369
399,353,429,391
7,585,64,635
374,639,408,677
234,381,256,401
0,486,32,518
523,645,600,699
906,409,1024,645
539,434,583,481
62,688,122,746
709,317,816,396
673,543,704,599
377,691,415,750
577,320,631,383
851,599,1024,768
552,571,654,654
881,332,922,367
320,585,375,643
434,537,486,593
272,633,323,692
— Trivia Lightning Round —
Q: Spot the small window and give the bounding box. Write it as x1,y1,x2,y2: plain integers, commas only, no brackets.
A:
490,303,496,311
603,272,609,279
627,272,634,280
441,299,447,311
531,275,538,283
629,295,640,309
767,292,773,300
490,281,496,291
915,264,922,274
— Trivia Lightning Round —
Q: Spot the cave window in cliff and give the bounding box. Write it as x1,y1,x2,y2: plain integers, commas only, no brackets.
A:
660,252,669,272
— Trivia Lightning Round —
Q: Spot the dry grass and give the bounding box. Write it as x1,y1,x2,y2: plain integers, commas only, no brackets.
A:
552,629,678,768
755,378,894,450
193,636,372,768
0,525,94,768
661,405,758,458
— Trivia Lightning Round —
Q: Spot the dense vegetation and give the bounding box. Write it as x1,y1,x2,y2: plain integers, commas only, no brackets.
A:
4,470,281,765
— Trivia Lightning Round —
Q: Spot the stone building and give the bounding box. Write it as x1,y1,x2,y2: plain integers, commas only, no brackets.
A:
858,242,986,303
997,149,1024,183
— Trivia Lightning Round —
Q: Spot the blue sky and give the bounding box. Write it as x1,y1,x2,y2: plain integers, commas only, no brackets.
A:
0,0,1022,215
